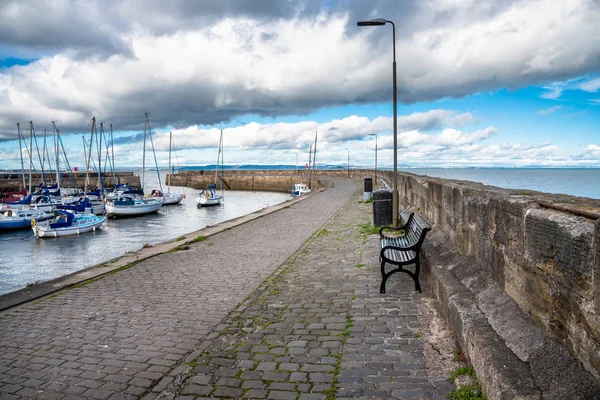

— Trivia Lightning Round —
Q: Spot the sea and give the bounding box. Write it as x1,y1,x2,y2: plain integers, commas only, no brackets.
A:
1,167,598,296
399,167,600,200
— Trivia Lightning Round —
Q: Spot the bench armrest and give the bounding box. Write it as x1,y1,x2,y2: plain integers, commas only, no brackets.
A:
378,212,414,239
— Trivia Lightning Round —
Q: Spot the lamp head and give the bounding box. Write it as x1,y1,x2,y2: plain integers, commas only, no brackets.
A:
357,18,387,26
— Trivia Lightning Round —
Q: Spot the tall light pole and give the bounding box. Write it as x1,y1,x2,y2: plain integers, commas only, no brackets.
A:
357,18,399,228
346,148,350,178
368,133,378,186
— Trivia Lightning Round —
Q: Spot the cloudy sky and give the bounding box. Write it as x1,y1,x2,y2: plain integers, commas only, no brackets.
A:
0,0,599,171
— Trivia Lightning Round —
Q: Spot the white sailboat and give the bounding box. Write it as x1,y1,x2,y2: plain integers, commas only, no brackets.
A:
195,130,224,207
105,113,164,217
162,131,185,205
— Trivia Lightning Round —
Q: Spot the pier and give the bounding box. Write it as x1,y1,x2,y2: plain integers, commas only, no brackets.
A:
1,172,600,399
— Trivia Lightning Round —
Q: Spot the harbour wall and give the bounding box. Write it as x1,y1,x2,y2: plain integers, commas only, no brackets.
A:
364,169,600,384
0,171,140,192
167,170,318,192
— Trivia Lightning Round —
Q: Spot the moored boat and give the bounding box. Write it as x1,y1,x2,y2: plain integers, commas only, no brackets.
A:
291,183,311,197
32,210,107,238
0,208,54,231
105,195,164,217
195,188,223,207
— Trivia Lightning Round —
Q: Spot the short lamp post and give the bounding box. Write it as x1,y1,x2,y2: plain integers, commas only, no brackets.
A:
357,18,399,228
346,148,350,178
368,133,378,186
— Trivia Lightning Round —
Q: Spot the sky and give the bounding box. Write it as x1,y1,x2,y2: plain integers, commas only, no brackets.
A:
0,0,599,171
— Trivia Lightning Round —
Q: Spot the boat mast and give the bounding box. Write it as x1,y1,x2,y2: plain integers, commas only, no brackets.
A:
168,131,172,193
146,115,163,193
28,121,33,194
52,121,60,189
220,130,224,195
110,124,115,187
98,122,103,193
214,130,221,189
84,117,96,199
16,123,26,191
142,113,148,191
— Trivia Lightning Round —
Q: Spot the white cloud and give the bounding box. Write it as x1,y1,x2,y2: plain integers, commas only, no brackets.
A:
578,77,600,92
536,105,562,115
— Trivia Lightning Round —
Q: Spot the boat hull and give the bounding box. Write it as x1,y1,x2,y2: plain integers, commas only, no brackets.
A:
33,215,107,238
195,191,222,207
162,193,185,205
105,198,164,217
0,209,54,231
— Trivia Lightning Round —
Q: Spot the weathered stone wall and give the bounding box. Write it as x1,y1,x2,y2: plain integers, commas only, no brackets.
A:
168,171,316,193
373,169,600,378
0,171,139,192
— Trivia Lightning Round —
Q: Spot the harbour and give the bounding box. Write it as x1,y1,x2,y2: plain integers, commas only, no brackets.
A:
0,171,292,296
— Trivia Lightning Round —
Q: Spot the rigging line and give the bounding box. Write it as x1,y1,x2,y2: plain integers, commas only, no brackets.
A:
146,115,163,193
31,123,46,185
16,123,26,190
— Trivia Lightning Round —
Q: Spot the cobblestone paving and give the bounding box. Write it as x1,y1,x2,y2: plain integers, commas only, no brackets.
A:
0,178,452,399
0,179,356,399
159,189,452,399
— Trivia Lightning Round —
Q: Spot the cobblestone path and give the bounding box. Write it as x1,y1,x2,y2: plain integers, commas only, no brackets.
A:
0,177,452,399
160,188,451,399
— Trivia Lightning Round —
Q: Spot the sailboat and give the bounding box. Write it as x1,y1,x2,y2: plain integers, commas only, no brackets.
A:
195,130,224,207
105,113,164,217
161,131,185,205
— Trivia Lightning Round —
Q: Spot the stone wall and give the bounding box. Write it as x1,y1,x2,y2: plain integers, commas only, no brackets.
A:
0,171,139,192
168,171,316,193
373,169,600,379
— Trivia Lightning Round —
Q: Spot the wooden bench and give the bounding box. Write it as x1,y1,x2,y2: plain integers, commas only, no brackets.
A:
379,212,431,293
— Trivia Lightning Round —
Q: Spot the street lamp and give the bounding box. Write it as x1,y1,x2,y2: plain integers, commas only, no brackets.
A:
357,18,399,228
368,133,378,187
345,148,350,178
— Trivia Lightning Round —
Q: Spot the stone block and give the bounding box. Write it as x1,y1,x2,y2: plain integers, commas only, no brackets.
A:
524,208,595,295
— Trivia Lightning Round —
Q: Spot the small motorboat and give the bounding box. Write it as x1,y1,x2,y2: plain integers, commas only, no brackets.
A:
291,183,311,197
32,210,107,238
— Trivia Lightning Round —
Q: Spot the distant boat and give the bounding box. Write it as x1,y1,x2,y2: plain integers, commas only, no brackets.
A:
0,208,54,231
291,183,311,197
32,210,107,238
196,130,224,207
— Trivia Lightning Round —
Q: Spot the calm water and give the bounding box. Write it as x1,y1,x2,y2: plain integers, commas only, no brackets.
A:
0,171,291,296
401,168,600,200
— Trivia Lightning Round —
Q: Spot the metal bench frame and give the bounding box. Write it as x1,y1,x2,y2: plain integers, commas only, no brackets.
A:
379,212,431,293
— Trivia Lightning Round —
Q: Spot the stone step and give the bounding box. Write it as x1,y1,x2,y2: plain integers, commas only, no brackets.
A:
423,231,600,400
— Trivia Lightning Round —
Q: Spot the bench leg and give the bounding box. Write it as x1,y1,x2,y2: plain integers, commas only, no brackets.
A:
413,260,421,293
380,260,388,294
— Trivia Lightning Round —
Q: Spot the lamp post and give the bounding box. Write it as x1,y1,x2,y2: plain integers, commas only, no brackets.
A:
368,133,378,186
346,148,350,178
357,18,399,228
